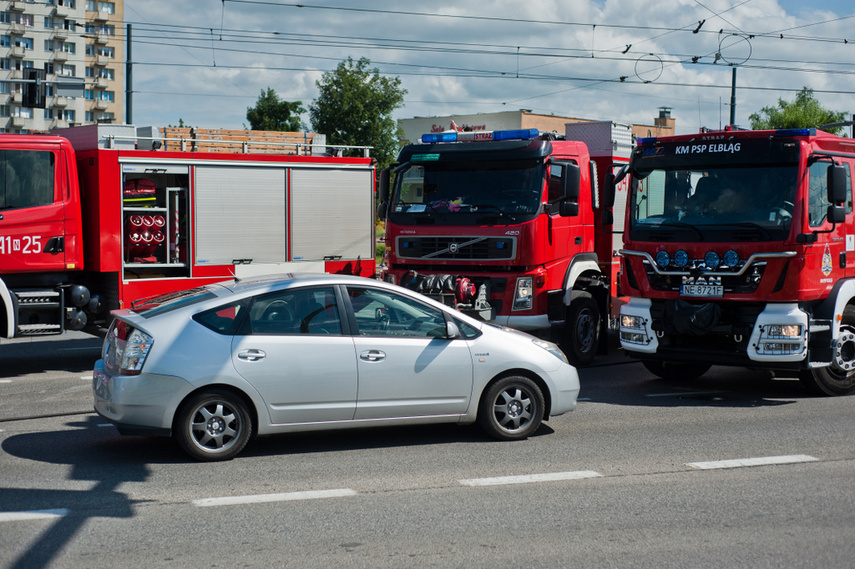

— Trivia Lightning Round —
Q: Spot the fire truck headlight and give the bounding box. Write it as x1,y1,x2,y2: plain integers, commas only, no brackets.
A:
655,250,670,268
621,314,645,329
512,277,534,311
766,324,802,338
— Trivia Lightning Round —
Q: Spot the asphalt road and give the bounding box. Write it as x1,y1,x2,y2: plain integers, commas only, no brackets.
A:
1,333,853,568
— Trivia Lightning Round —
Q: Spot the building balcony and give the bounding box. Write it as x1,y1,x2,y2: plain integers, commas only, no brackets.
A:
52,50,69,62
9,1,26,12
11,116,29,128
11,91,23,104
93,77,109,89
93,55,110,67
94,100,110,111
9,23,26,36
53,28,69,41
52,96,68,108
9,46,27,59
50,118,69,129
93,33,109,45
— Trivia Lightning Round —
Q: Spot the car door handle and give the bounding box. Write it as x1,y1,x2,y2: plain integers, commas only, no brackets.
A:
238,349,266,362
360,350,386,362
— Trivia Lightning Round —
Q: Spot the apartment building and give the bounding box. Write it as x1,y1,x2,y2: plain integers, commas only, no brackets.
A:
0,0,123,132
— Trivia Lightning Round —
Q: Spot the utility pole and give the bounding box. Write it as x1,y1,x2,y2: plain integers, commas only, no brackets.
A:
126,24,132,124
729,67,737,127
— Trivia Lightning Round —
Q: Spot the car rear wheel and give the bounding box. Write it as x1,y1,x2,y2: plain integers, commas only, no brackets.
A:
478,375,545,441
800,305,855,396
642,360,711,381
175,390,252,461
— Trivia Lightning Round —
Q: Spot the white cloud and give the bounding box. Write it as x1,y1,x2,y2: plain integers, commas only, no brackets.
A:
125,0,855,134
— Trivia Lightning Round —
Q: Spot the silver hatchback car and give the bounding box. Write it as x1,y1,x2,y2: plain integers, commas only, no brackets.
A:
93,274,580,461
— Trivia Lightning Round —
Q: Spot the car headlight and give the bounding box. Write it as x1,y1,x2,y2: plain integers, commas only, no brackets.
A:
532,338,569,364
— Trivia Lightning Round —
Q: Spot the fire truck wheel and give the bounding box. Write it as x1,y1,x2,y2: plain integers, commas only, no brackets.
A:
800,306,855,396
175,390,253,461
564,293,600,367
642,360,711,381
477,375,545,441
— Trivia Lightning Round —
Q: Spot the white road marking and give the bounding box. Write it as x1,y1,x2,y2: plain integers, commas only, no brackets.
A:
646,391,725,398
0,379,11,384
193,488,358,507
80,374,93,381
686,454,819,470
459,470,603,487
0,509,69,522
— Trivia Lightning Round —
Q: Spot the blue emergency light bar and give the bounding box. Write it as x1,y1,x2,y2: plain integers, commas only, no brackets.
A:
421,128,540,144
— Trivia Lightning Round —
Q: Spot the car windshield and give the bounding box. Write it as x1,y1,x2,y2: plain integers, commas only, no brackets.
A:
391,159,543,222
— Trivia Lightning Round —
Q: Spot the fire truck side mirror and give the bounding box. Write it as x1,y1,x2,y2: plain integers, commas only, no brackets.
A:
379,167,391,203
562,163,581,201
828,164,848,205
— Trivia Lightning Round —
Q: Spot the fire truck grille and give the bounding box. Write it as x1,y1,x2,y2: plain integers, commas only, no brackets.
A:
396,236,517,261
642,262,768,294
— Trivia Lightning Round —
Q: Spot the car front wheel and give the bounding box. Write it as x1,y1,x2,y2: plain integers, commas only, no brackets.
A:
478,375,545,441
175,390,252,461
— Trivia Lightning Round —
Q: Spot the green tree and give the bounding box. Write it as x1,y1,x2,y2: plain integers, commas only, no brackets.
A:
309,57,407,169
246,88,306,132
749,87,846,135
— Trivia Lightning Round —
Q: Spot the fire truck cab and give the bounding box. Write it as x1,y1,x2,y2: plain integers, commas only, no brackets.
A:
380,123,630,365
613,127,855,395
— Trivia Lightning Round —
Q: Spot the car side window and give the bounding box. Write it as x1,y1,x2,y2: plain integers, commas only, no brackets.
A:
193,300,251,335
248,287,342,335
347,287,448,338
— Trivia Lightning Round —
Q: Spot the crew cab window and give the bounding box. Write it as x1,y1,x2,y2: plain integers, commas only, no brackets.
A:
347,287,447,338
808,161,852,227
0,150,55,210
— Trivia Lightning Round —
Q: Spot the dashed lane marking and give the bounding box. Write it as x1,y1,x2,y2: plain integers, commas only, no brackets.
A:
0,509,69,522
686,454,819,470
459,470,603,487
193,488,358,507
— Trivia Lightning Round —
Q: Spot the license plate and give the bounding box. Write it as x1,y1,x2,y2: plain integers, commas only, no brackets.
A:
680,284,723,297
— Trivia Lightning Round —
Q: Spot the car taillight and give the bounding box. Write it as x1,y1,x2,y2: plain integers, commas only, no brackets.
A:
104,320,153,375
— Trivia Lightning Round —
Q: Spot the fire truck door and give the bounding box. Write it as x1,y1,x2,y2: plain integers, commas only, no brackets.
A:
0,148,66,273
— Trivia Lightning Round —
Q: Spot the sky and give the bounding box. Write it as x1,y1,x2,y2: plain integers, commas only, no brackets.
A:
123,0,855,135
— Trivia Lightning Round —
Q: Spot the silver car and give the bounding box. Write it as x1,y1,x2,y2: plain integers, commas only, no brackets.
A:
93,274,580,461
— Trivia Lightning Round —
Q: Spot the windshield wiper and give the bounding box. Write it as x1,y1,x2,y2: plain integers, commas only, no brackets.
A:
697,222,772,241
643,221,705,241
469,204,518,223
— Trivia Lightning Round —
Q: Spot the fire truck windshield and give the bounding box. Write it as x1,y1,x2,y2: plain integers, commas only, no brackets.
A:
390,159,543,225
629,161,798,242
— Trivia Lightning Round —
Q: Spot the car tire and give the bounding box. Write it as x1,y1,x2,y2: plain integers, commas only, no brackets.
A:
175,390,252,461
642,360,711,381
478,375,545,441
800,305,855,396
564,293,600,367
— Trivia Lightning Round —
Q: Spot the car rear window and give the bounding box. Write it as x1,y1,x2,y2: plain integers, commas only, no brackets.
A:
194,300,251,335
131,287,217,318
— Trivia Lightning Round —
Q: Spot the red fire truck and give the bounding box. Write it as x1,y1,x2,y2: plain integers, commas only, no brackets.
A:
612,127,855,395
378,122,631,365
0,124,375,339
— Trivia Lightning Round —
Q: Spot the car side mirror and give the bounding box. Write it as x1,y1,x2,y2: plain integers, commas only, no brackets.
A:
445,320,461,339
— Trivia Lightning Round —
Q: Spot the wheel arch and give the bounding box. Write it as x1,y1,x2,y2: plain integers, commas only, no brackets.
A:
0,278,15,338
813,278,855,340
480,369,552,420
172,383,260,440
561,253,609,314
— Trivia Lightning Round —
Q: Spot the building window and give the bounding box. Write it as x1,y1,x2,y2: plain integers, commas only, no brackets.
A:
60,109,75,121
84,89,94,100
0,106,10,118
44,108,54,119
99,2,115,14
15,37,34,50
1,37,10,48
97,90,114,102
62,42,75,54
0,83,9,94
59,64,75,77
97,112,114,122
0,59,10,71
0,13,11,25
